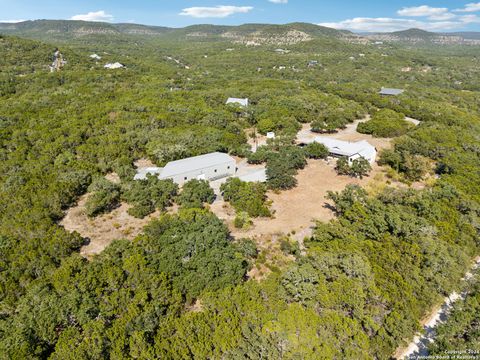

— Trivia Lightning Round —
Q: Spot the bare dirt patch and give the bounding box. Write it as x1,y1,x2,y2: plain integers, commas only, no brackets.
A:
210,159,386,241
60,195,161,259
211,119,393,241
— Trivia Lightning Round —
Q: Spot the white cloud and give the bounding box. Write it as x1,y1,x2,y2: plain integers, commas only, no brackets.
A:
179,5,253,18
455,2,480,12
269,0,288,3
0,19,26,23
397,5,456,21
70,10,114,22
319,17,465,32
397,5,448,17
460,14,480,23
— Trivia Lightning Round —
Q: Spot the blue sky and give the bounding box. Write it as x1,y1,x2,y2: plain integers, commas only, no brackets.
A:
1,0,480,32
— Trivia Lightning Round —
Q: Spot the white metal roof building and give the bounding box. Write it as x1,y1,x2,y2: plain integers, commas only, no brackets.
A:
237,168,267,183
313,137,377,164
226,98,249,107
134,167,163,180
159,152,236,185
379,87,404,96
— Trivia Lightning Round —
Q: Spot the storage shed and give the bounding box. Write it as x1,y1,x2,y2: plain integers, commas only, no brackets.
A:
159,152,236,185
226,98,249,107
379,87,404,96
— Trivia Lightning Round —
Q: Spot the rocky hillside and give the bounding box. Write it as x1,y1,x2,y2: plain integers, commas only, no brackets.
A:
366,28,480,45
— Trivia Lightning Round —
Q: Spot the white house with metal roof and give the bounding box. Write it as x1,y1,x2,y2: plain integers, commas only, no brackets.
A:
312,137,377,164
226,98,249,107
379,87,404,96
157,152,237,185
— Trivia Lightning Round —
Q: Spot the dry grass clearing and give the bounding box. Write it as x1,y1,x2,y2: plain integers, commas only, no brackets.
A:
60,194,162,259
210,159,387,242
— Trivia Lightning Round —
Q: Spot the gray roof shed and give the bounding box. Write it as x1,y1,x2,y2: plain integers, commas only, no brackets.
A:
160,152,235,179
379,87,405,96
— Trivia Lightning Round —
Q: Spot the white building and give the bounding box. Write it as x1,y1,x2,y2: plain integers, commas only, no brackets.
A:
134,167,163,181
104,62,125,69
379,87,404,96
226,98,249,107
157,152,236,185
312,137,377,164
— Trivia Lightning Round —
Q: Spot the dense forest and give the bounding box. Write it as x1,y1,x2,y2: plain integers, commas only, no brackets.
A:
0,22,479,359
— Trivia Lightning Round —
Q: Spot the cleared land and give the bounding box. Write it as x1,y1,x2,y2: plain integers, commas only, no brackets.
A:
210,159,387,241
60,194,162,259
62,118,393,257
211,118,393,241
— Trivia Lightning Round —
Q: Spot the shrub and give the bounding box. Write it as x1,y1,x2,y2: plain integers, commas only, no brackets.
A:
234,211,253,229
266,157,298,190
304,142,329,159
221,178,271,217
177,179,215,208
335,157,351,176
357,109,413,137
123,176,178,218
335,157,372,178
85,178,121,217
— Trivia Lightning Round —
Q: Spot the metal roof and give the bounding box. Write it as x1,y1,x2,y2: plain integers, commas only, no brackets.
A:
379,87,404,96
160,152,235,178
237,168,267,183
226,98,249,107
314,137,375,157
134,167,163,180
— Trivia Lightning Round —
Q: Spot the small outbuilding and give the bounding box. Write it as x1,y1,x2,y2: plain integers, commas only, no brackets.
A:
226,98,249,107
159,152,236,185
104,62,125,69
312,137,377,164
379,87,404,96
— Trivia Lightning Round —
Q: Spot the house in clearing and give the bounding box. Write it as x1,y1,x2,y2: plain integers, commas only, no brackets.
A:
226,98,249,107
311,137,377,164
157,152,237,185
379,87,404,96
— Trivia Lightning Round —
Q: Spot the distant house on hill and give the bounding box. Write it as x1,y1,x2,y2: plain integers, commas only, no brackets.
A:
379,87,404,96
226,97,249,107
104,62,125,69
309,137,377,164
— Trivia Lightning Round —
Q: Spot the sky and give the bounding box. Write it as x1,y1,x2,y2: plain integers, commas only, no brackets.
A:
1,0,480,32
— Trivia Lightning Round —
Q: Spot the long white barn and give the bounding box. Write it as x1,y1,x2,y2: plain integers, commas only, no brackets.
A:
312,137,377,164
134,152,237,185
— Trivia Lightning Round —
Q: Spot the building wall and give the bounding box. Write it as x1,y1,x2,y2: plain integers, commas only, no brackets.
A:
160,160,236,185
348,149,377,165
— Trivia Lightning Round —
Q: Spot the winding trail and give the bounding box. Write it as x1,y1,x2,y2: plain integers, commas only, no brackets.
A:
395,257,480,359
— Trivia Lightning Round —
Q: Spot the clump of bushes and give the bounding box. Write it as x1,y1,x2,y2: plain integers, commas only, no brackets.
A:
177,179,215,209
335,157,372,179
266,146,307,190
379,149,431,181
85,178,121,217
304,142,329,159
357,109,413,137
221,178,271,217
122,176,178,218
